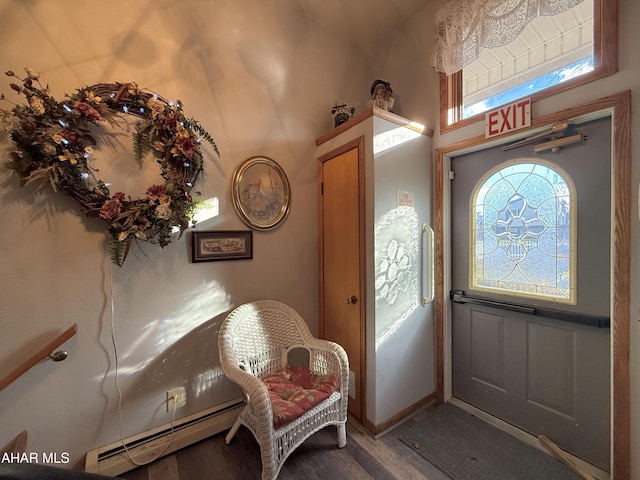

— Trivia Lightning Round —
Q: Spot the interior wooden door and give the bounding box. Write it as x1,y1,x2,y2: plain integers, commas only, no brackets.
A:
318,138,364,420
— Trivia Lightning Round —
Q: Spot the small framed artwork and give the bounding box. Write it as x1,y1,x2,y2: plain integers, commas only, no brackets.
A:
231,156,291,231
191,230,253,263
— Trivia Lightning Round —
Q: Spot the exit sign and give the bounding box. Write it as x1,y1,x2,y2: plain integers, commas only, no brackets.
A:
485,98,531,138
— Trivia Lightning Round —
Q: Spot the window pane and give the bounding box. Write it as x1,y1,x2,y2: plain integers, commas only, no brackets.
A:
463,57,594,118
462,0,594,119
472,161,574,302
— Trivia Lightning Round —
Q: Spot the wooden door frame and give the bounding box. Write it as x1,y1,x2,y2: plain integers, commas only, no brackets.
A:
434,91,631,479
318,136,367,423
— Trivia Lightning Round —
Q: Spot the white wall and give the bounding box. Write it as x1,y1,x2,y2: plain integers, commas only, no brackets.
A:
0,0,379,469
2,0,638,477
371,117,434,425
378,2,640,478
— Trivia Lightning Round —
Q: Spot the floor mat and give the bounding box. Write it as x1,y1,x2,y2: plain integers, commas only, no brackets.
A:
399,403,584,480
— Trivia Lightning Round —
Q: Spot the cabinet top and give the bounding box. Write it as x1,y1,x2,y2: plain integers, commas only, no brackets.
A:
316,107,433,146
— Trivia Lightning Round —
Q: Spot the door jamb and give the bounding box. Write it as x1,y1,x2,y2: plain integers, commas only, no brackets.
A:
434,91,631,479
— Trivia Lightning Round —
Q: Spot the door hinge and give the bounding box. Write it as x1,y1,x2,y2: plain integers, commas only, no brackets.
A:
448,171,455,180
321,182,324,194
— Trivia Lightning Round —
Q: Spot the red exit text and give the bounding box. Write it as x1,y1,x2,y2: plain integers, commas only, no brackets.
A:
485,98,531,138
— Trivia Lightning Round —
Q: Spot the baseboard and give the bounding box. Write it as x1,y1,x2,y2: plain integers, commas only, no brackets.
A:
363,393,437,437
85,399,243,477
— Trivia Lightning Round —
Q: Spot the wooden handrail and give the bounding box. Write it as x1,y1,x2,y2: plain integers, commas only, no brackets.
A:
0,323,78,393
0,431,27,455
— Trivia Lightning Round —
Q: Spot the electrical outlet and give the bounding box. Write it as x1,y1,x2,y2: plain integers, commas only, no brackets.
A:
166,387,186,412
348,370,356,398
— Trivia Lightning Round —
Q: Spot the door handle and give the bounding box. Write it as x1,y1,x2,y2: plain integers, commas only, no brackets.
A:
450,290,610,328
347,295,358,304
450,290,535,314
421,223,434,306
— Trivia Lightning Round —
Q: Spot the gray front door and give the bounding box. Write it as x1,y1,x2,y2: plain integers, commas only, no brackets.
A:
451,116,611,469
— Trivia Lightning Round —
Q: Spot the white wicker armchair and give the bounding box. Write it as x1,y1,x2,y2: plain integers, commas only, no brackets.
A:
218,300,349,480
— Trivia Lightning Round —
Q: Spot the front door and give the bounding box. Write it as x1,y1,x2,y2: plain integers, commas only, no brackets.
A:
450,116,611,469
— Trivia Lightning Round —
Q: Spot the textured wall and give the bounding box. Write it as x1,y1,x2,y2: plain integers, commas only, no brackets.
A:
0,0,384,468
1,0,639,477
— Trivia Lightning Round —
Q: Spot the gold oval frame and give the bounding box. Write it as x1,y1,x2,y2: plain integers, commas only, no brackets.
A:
231,156,291,231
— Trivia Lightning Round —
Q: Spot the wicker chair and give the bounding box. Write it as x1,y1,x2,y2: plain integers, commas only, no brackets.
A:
218,300,349,480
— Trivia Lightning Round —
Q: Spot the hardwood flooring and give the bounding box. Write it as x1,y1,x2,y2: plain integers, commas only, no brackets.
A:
120,408,450,480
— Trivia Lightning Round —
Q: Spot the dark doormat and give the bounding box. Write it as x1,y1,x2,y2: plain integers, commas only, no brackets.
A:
399,403,584,480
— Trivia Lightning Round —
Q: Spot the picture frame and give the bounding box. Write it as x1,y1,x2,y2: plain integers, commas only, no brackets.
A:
191,230,253,263
231,156,291,231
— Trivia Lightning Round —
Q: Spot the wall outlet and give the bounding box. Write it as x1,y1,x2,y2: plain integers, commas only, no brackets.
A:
166,387,186,412
348,370,356,398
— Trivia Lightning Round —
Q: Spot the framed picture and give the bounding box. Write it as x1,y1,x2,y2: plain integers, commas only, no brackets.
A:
231,156,291,231
191,230,253,262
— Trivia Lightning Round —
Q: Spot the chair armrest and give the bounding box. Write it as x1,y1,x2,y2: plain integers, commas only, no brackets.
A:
307,338,349,372
219,352,272,413
307,339,349,400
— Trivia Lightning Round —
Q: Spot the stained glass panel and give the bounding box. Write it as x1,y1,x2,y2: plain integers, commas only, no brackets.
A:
471,161,575,302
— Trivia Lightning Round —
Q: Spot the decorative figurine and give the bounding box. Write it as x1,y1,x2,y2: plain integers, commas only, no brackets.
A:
367,79,394,112
331,102,356,128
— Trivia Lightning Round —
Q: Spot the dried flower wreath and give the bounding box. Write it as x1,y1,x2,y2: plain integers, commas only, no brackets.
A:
1,68,218,266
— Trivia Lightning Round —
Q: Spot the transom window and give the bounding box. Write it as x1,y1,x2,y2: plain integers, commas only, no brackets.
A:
438,0,617,132
471,160,575,303
463,0,594,119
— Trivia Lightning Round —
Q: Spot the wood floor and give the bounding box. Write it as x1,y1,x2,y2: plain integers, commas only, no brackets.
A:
120,407,451,480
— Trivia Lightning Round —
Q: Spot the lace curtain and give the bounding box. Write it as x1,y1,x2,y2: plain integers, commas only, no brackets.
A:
432,0,584,76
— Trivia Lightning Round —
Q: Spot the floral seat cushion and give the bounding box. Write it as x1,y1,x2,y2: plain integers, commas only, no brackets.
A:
262,365,340,429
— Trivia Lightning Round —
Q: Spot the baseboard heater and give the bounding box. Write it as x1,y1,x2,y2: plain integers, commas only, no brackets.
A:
85,399,243,477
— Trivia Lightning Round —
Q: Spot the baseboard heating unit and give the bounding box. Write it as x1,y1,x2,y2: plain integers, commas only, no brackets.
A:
85,399,243,476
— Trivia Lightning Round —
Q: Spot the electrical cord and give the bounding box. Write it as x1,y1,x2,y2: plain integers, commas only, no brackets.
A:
109,261,177,466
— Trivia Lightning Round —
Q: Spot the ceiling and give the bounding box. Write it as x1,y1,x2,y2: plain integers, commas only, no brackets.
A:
304,0,593,98
299,0,434,50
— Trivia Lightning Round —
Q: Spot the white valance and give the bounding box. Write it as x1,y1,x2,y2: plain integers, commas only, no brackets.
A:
432,0,584,76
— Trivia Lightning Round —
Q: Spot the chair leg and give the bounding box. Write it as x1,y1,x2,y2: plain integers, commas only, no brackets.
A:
337,422,347,448
225,418,242,444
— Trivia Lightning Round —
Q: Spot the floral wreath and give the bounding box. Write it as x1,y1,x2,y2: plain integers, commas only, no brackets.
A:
1,68,218,266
